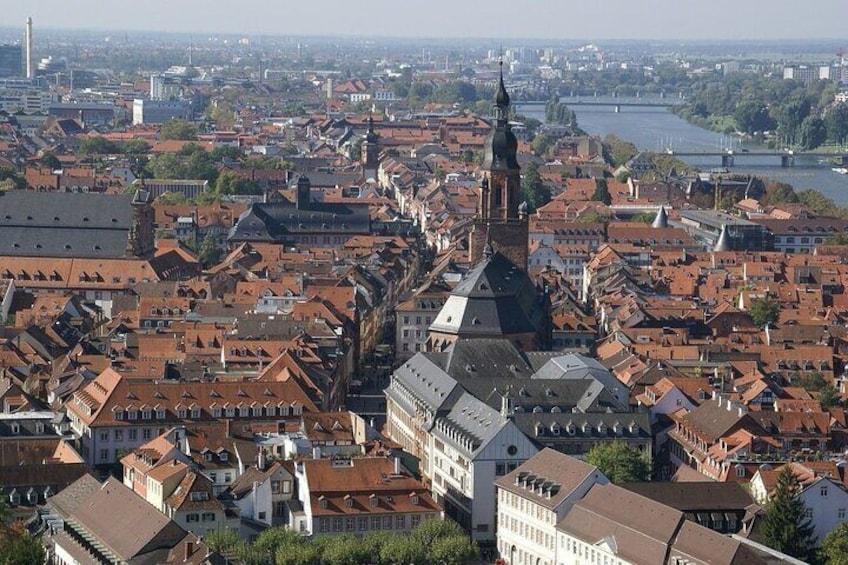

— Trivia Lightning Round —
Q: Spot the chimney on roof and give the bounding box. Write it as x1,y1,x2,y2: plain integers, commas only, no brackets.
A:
185,541,194,560
257,447,266,471
393,455,401,475
313,446,321,460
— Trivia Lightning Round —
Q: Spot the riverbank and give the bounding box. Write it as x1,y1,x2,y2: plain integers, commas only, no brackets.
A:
516,101,848,205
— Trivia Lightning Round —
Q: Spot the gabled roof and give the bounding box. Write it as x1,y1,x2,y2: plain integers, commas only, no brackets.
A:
67,477,188,561
495,448,605,509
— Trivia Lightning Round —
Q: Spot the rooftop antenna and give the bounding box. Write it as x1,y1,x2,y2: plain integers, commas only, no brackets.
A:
188,36,193,67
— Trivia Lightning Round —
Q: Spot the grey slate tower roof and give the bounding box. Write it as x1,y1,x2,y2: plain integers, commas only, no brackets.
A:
652,205,669,228
481,62,519,171
428,251,544,338
713,223,730,252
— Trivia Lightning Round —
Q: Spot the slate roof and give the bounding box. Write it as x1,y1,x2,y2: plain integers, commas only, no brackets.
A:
495,448,604,510
229,199,370,242
0,191,134,258
47,473,102,519
429,251,544,337
680,399,751,442
437,391,508,455
68,477,188,561
559,483,683,564
621,482,754,512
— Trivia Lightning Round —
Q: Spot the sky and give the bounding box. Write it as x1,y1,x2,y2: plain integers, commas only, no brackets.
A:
6,0,848,40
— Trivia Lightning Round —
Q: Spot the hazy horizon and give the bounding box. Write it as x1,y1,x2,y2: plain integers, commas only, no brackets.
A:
5,0,848,41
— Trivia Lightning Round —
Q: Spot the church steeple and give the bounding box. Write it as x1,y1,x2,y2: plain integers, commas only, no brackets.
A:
494,61,510,121
361,112,380,181
470,61,528,271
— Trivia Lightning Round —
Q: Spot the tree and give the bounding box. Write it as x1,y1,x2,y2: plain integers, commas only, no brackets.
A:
210,145,242,162
733,100,774,134
430,533,480,565
40,151,62,170
825,233,848,245
0,168,25,191
198,232,221,268
379,535,425,565
821,521,848,565
0,500,46,565
319,535,370,565
749,297,780,328
215,171,261,195
591,178,612,205
276,542,320,565
761,467,815,561
78,136,119,155
631,212,656,224
253,527,302,561
159,119,198,141
798,115,827,150
0,531,46,565
825,103,848,144
531,133,555,157
585,441,651,483
774,98,811,144
818,384,841,408
762,182,799,206
204,528,240,553
149,152,185,179
797,189,845,218
602,135,638,167
522,162,551,212
123,139,151,155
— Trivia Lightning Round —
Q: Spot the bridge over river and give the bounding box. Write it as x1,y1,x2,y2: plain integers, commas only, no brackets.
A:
518,95,684,112
664,149,848,168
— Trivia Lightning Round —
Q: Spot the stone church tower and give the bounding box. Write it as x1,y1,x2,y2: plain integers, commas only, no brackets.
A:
361,114,380,182
468,62,529,270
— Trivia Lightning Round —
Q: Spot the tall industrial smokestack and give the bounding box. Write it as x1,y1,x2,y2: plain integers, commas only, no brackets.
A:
25,17,34,79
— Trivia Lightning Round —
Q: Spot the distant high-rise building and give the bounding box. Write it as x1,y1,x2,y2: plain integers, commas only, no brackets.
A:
0,45,22,78
25,17,33,79
132,99,190,125
150,74,165,100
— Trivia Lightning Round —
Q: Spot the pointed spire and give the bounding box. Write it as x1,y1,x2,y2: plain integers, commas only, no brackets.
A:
365,111,378,143
651,205,668,228
495,60,510,109
713,224,730,252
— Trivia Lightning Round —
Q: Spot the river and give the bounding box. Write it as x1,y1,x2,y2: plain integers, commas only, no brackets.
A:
515,99,848,205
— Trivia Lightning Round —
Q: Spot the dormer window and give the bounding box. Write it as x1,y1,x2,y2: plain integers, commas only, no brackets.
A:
319,496,328,509
345,495,353,508
410,494,419,505
369,495,378,507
